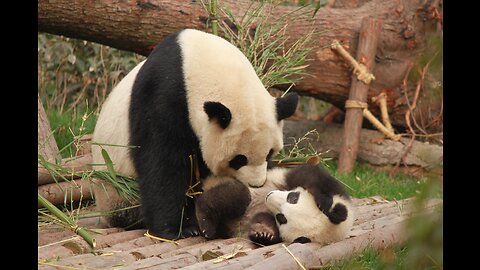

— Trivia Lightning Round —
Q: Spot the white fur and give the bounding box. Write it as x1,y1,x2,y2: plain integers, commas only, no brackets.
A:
179,29,284,187
266,188,354,244
90,61,146,214
91,60,146,177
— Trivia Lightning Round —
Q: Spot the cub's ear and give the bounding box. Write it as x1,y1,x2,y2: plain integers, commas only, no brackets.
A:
276,93,299,121
204,101,232,129
292,236,311,244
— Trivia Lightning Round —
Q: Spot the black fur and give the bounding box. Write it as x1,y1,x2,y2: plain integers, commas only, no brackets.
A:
286,191,300,204
327,203,348,224
195,178,251,239
203,101,232,129
276,93,299,121
249,212,281,246
292,236,311,244
285,164,350,225
275,213,288,225
129,30,209,239
229,154,248,170
266,149,274,161
109,200,144,229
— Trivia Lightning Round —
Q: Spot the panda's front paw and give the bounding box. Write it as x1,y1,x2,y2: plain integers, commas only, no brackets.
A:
248,223,281,246
181,224,201,237
197,213,218,239
198,219,217,239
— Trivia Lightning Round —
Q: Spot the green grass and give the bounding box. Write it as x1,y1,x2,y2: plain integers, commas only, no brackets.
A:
47,105,97,158
322,245,411,270
322,160,442,201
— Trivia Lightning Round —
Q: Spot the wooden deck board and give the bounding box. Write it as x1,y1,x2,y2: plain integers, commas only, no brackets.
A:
38,197,442,269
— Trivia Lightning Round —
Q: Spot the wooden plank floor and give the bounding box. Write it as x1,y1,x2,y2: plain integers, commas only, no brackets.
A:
38,196,442,269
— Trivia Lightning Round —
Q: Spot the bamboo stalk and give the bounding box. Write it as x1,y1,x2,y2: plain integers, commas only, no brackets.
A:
38,193,96,248
372,93,394,133
272,156,320,166
363,109,401,141
331,40,375,84
209,0,219,36
282,244,307,270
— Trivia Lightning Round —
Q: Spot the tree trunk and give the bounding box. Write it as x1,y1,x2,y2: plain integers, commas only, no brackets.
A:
38,0,443,132
38,179,92,208
38,96,61,163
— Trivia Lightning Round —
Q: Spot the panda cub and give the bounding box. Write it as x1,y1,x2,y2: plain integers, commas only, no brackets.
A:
195,164,354,245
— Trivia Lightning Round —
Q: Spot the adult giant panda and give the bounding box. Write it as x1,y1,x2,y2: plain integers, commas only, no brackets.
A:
195,164,354,245
91,29,299,239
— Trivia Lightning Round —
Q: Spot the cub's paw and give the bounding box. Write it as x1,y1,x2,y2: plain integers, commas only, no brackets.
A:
181,224,200,238
248,223,281,246
197,214,218,239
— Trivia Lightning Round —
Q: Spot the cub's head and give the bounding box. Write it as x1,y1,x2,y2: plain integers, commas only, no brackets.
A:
201,93,298,187
265,187,352,244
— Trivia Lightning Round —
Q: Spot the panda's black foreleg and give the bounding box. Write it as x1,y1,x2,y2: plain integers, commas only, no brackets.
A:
135,151,199,240
181,196,200,237
248,212,281,246
195,179,251,239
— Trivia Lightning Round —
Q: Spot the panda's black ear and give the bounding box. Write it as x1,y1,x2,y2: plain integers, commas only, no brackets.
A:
204,101,232,129
276,93,299,121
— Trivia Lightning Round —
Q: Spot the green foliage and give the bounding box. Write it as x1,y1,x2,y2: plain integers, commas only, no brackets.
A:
38,33,145,115
47,104,96,158
215,0,319,90
38,33,145,156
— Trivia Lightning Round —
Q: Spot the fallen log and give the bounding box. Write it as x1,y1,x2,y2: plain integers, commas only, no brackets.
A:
37,0,443,131
248,221,408,270
38,154,92,186
38,179,92,208
283,120,443,168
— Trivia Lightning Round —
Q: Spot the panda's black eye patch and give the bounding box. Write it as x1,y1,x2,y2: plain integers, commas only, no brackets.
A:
275,213,287,225
266,149,274,161
229,155,248,170
286,191,300,204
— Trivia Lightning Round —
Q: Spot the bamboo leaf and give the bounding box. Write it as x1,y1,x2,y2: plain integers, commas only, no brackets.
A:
101,148,117,180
